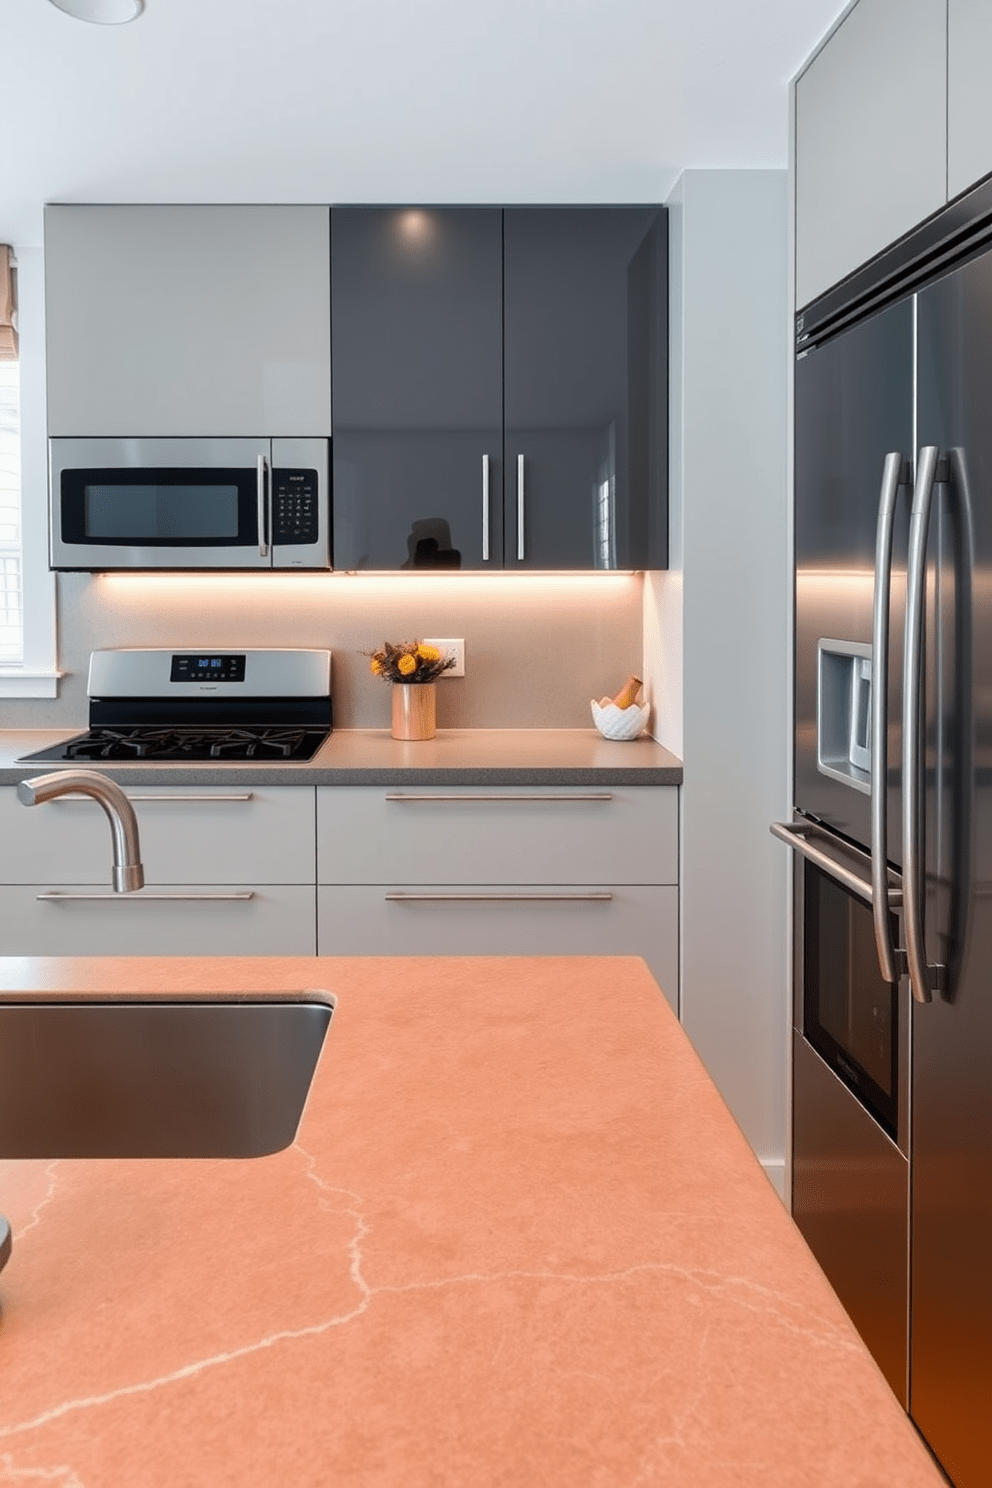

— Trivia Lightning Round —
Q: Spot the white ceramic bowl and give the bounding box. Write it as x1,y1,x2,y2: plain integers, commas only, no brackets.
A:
590,699,650,741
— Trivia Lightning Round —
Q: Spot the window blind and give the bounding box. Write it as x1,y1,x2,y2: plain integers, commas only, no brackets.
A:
0,246,16,362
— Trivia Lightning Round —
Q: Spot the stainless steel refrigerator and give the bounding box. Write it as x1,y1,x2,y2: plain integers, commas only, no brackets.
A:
778,182,992,1485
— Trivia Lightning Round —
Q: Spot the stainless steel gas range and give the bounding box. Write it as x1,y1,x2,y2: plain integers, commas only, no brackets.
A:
18,649,333,765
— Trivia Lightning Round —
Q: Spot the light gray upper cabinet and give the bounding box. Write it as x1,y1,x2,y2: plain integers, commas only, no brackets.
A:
948,0,992,201
795,0,947,308
45,205,331,437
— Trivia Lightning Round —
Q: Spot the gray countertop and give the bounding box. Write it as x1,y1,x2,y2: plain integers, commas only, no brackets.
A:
0,728,682,786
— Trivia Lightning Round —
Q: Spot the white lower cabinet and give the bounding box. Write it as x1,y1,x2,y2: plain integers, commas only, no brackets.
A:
1,784,317,955
0,785,316,885
318,884,678,1009
3,778,678,977
0,884,316,956
317,786,680,1010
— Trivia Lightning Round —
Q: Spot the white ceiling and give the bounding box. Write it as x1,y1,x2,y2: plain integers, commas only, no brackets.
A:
2,0,847,245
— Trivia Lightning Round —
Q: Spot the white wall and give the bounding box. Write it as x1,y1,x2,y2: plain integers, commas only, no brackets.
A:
645,170,791,1192
2,570,645,731
643,175,685,764
2,0,851,245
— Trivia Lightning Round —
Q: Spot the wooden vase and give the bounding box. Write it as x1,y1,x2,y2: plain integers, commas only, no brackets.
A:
391,682,437,741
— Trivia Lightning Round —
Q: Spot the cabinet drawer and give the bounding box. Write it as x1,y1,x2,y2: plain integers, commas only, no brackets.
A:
1,785,316,885
0,884,316,956
318,786,677,886
317,883,678,1011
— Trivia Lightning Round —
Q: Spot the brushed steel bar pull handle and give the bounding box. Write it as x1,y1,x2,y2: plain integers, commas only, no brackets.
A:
37,891,256,903
482,453,490,562
52,793,255,805
870,452,909,983
770,820,903,910
384,792,614,803
127,794,255,804
516,453,525,561
257,454,269,558
385,892,613,903
903,445,944,1003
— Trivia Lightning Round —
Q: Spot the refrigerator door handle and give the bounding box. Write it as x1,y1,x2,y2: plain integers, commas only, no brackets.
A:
871,452,910,983
903,445,945,1004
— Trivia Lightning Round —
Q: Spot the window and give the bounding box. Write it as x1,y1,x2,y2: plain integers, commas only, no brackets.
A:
0,244,57,697
0,359,23,663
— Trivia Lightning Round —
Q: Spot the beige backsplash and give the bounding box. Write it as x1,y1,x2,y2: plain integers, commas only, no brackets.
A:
5,571,646,731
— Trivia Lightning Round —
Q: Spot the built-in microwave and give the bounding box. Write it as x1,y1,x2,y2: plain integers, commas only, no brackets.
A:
49,437,330,571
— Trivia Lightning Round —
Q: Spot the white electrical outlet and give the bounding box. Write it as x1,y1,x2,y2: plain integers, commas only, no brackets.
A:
423,638,465,677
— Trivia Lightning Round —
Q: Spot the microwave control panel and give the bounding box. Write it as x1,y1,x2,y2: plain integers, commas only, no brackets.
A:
272,468,319,545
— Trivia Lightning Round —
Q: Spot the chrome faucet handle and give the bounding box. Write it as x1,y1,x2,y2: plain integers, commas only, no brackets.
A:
17,770,145,893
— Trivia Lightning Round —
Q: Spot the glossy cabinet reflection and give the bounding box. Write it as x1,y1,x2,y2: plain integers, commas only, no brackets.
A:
331,209,503,570
503,207,667,570
331,206,667,571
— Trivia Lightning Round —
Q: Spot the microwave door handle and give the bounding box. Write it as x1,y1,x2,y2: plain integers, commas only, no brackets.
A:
903,445,944,1004
257,454,269,559
870,452,909,984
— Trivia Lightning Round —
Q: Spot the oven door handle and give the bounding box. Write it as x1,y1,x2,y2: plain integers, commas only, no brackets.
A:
870,452,910,983
770,820,902,910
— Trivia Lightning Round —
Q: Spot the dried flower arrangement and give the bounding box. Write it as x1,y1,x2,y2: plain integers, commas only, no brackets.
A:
367,640,455,684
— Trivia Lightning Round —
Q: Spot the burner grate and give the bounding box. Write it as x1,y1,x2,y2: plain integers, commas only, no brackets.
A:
60,725,327,762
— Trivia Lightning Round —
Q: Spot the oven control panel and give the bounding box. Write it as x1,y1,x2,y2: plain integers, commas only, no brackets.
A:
272,468,319,545
170,654,247,683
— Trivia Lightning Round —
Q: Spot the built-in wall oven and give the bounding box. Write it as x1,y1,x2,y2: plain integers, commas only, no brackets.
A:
774,818,911,1407
49,437,330,570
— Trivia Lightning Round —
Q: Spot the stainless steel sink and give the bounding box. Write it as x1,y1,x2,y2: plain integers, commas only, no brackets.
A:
0,998,333,1159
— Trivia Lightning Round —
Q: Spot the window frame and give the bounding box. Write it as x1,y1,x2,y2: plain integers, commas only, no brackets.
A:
0,245,58,698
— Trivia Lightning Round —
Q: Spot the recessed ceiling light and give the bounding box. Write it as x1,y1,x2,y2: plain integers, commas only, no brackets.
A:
48,0,143,22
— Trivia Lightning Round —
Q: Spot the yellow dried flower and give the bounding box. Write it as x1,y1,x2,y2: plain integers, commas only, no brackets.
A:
364,639,455,683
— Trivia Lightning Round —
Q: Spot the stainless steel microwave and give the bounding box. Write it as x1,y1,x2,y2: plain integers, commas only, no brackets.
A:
49,437,330,571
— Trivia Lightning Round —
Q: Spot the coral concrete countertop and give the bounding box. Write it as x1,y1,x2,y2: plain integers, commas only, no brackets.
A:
0,956,940,1487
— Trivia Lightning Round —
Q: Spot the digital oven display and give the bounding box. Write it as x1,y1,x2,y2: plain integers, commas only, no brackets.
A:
170,654,247,683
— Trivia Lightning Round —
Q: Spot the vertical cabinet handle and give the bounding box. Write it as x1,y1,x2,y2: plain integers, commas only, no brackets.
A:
902,445,944,1004
482,453,490,562
870,452,908,984
516,454,525,561
257,454,269,559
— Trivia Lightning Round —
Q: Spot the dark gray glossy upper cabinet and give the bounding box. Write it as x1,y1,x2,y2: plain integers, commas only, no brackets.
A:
503,208,667,570
331,208,503,570
330,205,667,571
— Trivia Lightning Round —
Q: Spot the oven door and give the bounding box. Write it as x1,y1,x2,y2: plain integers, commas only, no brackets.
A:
51,437,275,571
802,856,900,1138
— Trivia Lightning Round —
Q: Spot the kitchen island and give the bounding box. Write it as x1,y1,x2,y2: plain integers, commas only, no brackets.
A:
0,955,941,1486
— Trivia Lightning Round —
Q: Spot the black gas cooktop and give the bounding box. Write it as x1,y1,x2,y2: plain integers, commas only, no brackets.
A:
25,724,330,763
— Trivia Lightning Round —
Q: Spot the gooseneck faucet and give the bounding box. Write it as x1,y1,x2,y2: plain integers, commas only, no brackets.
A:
17,770,145,893
0,772,145,1274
